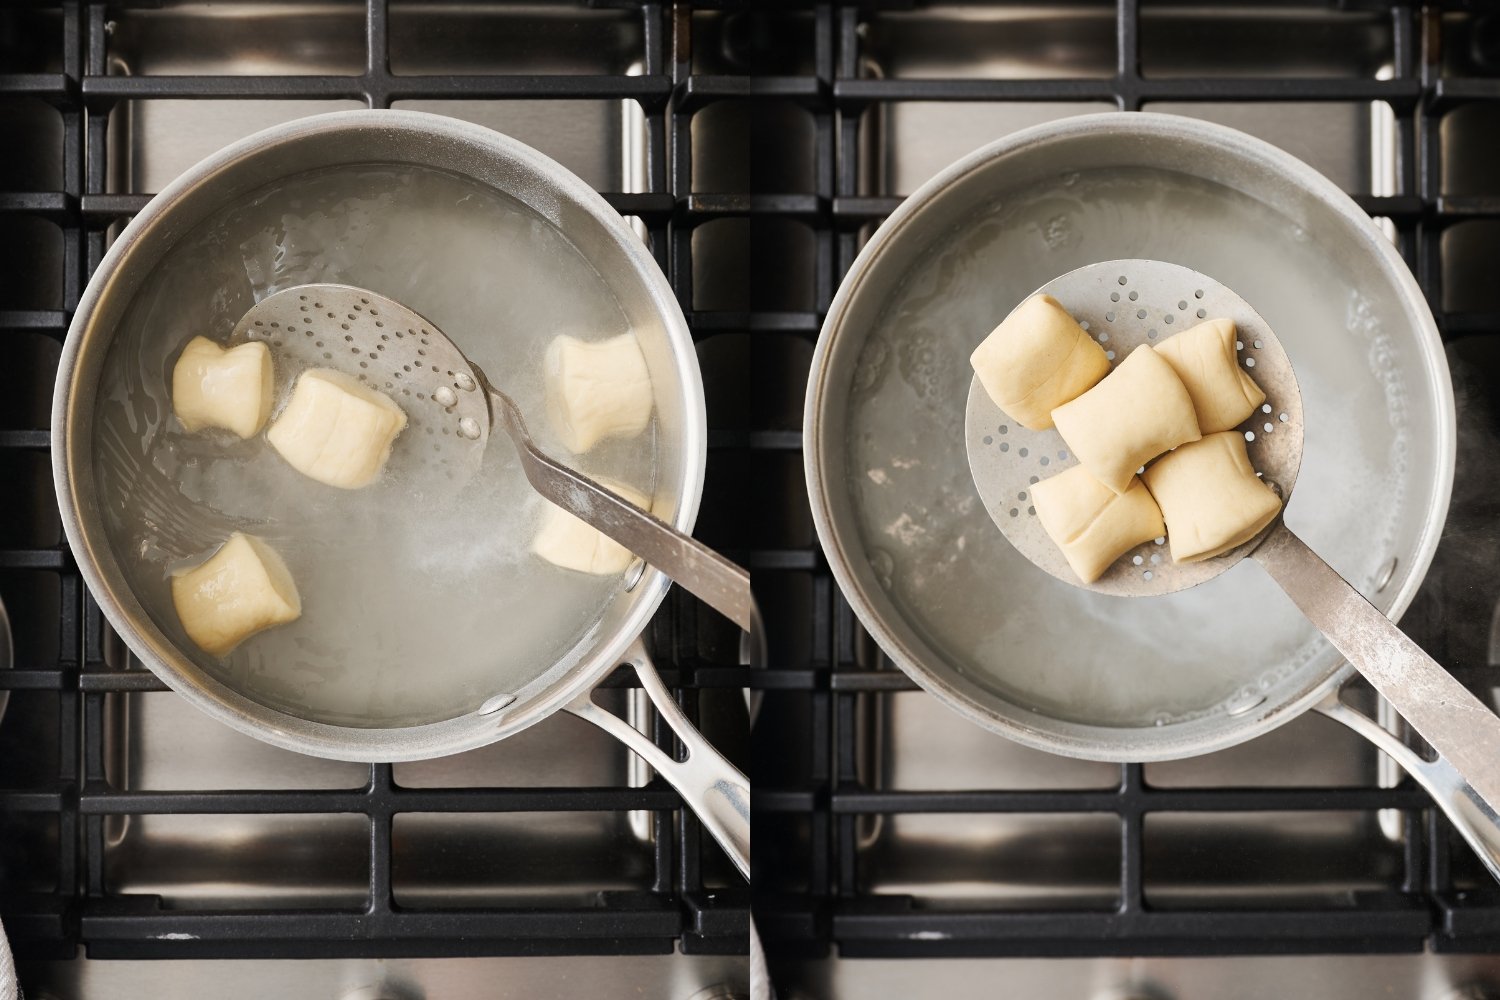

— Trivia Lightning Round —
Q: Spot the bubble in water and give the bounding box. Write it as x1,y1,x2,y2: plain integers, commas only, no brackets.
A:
433,386,458,408
457,416,481,440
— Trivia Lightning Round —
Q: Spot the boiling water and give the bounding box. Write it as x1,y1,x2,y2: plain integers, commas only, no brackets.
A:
847,166,1419,728
93,164,659,728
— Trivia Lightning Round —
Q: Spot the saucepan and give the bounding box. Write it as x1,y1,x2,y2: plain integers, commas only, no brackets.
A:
804,113,1500,878
52,110,747,877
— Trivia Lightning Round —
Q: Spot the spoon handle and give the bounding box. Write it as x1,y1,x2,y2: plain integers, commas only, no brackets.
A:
491,389,753,631
1253,522,1500,821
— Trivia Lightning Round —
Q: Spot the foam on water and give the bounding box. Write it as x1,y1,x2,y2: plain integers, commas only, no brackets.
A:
93,164,658,728
845,166,1428,728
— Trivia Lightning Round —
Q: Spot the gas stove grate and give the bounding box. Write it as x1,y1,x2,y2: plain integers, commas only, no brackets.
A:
749,0,1500,963
0,0,749,962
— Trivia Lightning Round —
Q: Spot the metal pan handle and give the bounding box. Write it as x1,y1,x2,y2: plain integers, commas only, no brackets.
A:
565,639,750,881
1315,692,1500,884
1255,523,1500,882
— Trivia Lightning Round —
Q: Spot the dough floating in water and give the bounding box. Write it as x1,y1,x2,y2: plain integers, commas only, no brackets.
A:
171,532,302,657
532,479,650,576
970,293,1110,431
544,333,654,453
171,336,274,439
266,368,408,489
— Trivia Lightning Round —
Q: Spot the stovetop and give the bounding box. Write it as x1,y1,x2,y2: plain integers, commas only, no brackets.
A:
9,3,1500,1000
0,3,747,998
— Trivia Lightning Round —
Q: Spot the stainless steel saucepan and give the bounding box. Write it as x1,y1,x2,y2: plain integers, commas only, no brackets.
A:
53,111,747,877
804,113,1500,878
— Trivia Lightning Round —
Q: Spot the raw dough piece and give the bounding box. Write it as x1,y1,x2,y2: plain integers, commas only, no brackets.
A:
1031,464,1166,584
970,294,1110,431
1050,345,1201,495
171,532,302,657
171,336,274,438
544,333,654,453
1153,318,1266,434
1141,430,1282,563
266,369,408,489
533,480,651,576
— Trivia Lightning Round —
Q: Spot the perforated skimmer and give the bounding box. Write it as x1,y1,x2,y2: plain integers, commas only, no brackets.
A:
963,259,1500,879
238,283,752,631
965,259,1304,596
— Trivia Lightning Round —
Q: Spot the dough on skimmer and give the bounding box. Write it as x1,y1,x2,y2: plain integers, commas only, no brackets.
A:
533,479,651,576
171,532,302,657
1153,318,1266,434
1031,464,1166,584
1050,345,1201,495
970,294,1110,431
171,336,273,438
266,369,408,489
1141,430,1282,563
544,333,654,453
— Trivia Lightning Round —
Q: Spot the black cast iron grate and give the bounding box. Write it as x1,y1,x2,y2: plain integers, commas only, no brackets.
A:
0,0,749,962
750,0,1500,963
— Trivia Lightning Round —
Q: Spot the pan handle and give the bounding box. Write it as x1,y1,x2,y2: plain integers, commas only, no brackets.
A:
1254,522,1500,883
565,639,750,881
1315,691,1500,884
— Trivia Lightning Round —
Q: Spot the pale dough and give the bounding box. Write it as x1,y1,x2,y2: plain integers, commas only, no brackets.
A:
1031,464,1166,584
1050,344,1201,495
970,293,1110,431
171,336,274,439
544,333,654,453
266,369,408,489
1153,318,1266,434
1141,430,1282,563
171,532,302,657
533,479,651,576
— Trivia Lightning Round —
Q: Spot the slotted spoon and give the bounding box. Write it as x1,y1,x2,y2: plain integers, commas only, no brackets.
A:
237,283,751,631
965,259,1500,872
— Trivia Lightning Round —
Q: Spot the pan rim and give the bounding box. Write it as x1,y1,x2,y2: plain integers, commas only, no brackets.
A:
51,109,707,762
804,110,1456,763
